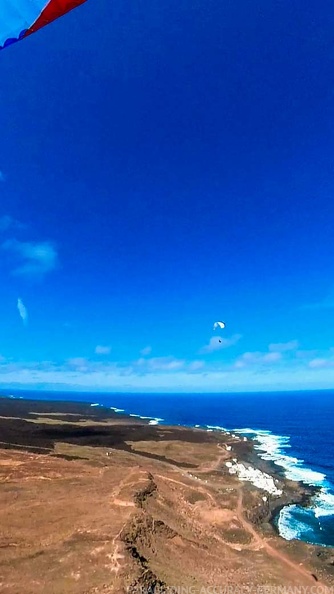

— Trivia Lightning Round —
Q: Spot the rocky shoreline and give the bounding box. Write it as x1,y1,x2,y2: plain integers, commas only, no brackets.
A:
222,430,321,533
0,394,333,593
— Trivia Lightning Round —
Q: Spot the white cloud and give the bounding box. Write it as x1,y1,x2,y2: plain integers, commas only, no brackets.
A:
0,342,333,393
136,356,185,372
135,358,146,366
140,345,152,356
269,340,299,352
0,216,24,232
95,345,111,355
200,334,242,354
308,357,334,369
235,350,282,368
296,349,319,359
17,298,28,326
66,358,89,372
188,360,205,371
262,352,282,362
3,239,58,277
1,356,334,393
301,289,334,310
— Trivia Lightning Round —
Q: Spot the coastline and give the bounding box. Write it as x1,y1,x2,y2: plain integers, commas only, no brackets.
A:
0,393,334,593
0,393,325,534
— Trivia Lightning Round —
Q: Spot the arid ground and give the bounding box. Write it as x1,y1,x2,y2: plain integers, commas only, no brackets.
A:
0,398,333,594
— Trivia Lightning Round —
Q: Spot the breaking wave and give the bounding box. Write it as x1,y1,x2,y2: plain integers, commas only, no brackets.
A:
234,428,334,546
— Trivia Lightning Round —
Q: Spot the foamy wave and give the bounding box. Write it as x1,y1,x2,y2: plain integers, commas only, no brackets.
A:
313,489,334,518
206,424,228,432
277,505,310,541
148,418,164,425
233,427,334,541
234,428,325,486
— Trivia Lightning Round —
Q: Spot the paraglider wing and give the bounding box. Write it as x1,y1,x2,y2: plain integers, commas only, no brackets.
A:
213,321,226,330
0,0,87,50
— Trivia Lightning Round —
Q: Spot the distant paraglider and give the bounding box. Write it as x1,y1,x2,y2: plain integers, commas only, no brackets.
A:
213,321,225,343
0,0,87,50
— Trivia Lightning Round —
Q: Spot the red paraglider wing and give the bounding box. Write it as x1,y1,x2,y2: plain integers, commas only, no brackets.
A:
25,0,87,36
0,0,87,49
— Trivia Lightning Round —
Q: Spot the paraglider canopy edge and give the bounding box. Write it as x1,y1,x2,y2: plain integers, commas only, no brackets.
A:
0,0,87,51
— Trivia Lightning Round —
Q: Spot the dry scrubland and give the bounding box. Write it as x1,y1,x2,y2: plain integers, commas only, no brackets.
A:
0,398,333,594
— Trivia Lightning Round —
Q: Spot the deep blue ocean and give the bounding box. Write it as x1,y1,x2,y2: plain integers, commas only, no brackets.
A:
4,389,334,548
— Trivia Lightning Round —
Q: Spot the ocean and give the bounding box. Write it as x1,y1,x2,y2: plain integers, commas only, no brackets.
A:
4,389,334,548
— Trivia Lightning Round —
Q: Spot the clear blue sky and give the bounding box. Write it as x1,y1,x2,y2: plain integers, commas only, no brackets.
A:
1,0,334,392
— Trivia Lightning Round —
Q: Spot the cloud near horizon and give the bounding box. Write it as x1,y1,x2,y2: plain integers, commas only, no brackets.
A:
0,354,333,392
308,356,334,369
268,340,299,352
234,350,282,368
95,345,111,355
200,334,242,354
135,356,186,372
301,289,334,310
140,345,152,356
3,239,58,278
66,358,90,372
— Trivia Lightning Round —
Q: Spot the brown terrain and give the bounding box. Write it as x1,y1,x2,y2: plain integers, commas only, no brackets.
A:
0,397,333,594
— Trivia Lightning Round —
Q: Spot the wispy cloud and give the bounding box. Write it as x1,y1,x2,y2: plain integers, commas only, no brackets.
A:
95,345,111,355
3,239,58,277
200,334,242,354
17,298,28,325
1,355,334,392
234,350,282,368
0,216,24,232
308,356,334,369
136,356,185,372
296,349,319,359
301,290,334,310
140,345,152,356
263,352,282,362
268,340,299,352
66,358,89,371
188,360,205,371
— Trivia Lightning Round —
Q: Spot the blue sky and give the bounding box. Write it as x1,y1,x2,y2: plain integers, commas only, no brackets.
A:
1,0,334,392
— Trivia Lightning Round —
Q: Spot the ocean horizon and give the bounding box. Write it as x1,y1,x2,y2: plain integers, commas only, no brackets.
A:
3,388,334,548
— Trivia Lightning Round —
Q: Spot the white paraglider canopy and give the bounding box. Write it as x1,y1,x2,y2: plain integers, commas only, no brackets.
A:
213,321,225,330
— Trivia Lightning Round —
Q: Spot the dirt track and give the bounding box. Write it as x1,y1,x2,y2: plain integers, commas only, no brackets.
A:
0,398,333,594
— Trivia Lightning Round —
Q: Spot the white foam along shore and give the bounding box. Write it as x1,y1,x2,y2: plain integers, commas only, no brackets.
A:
277,504,314,542
233,427,334,537
91,402,164,425
205,425,282,496
205,423,334,529
233,428,325,485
